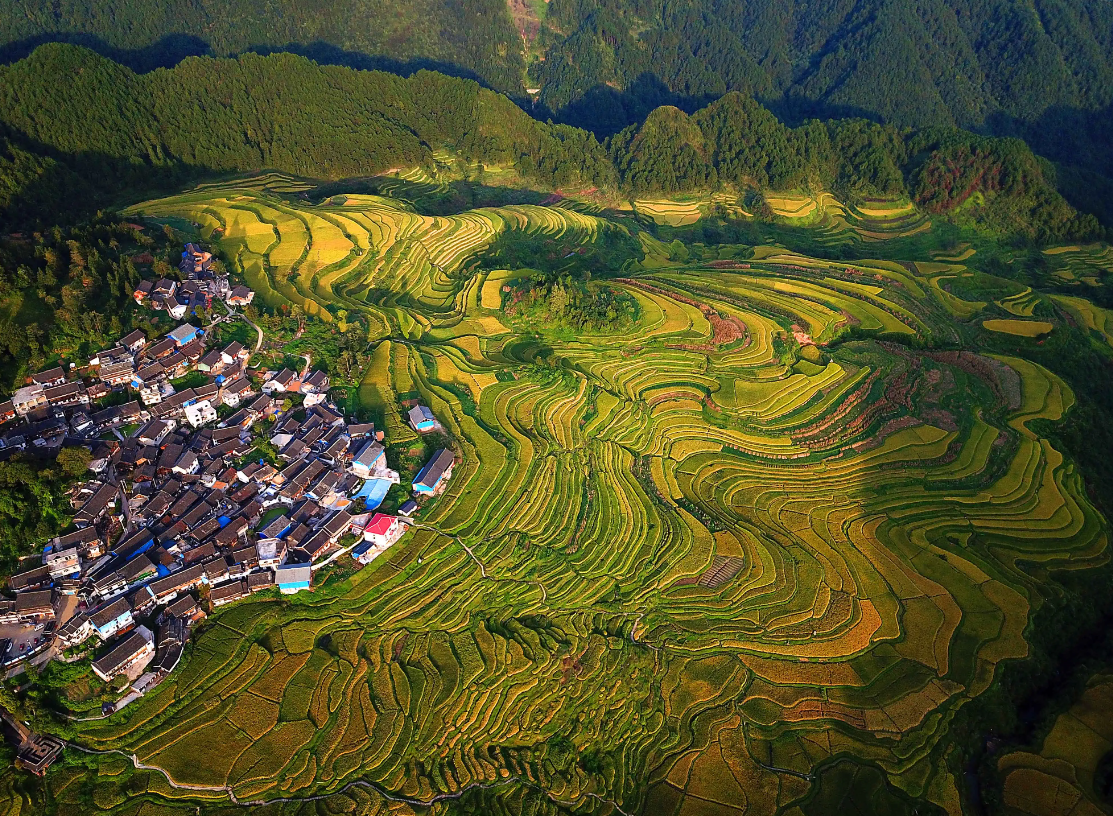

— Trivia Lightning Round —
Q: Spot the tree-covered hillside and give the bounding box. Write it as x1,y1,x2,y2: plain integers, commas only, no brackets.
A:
607,97,1098,242
0,0,525,86
0,45,614,225
535,0,1113,133
2,0,1111,184
0,45,1100,242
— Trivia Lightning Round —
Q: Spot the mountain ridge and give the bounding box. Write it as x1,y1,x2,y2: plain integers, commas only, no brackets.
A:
0,44,1100,243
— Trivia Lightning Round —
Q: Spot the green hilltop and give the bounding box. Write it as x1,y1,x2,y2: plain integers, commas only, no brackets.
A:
1,0,1111,195
0,44,1102,245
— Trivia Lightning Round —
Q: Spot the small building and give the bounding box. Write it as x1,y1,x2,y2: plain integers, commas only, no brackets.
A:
12,384,47,417
171,450,200,475
1,712,64,776
398,499,418,517
165,593,205,623
275,563,312,594
180,243,213,277
320,510,353,544
90,597,134,641
91,630,153,682
197,350,225,374
44,382,89,408
137,419,175,446
166,324,201,348
119,329,147,353
133,280,153,303
209,579,249,607
262,369,295,395
56,612,94,649
183,401,217,428
301,371,329,395
100,358,136,387
362,513,405,548
31,367,66,388
352,513,405,564
153,279,177,299
146,338,177,359
220,378,254,408
247,571,274,593
413,449,455,496
256,539,287,569
350,441,385,479
407,405,438,433
43,547,80,579
165,296,188,320
228,286,254,306
9,564,52,593
14,590,55,623
259,513,293,541
220,342,247,364
150,616,187,674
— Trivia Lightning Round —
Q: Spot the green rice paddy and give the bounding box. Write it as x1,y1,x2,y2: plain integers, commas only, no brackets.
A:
36,174,1109,816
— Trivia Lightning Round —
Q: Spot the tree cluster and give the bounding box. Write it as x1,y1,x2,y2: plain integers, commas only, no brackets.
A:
0,216,175,393
504,275,638,333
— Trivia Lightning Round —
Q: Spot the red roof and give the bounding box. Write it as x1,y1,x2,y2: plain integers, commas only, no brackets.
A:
364,513,396,537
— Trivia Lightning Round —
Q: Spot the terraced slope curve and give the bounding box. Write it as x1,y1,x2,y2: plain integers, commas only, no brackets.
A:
84,177,1111,816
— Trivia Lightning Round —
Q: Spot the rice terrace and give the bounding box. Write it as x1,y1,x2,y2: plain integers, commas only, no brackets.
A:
6,168,1113,816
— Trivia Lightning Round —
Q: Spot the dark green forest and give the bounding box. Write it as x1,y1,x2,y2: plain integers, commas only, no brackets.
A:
1,0,1111,208
0,217,180,392
0,45,614,227
0,45,1101,243
0,0,525,86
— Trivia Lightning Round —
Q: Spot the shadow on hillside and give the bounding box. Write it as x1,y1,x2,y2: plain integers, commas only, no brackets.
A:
307,176,553,216
546,73,887,139
0,33,512,97
245,42,493,90
0,128,217,232
546,74,714,138
984,103,1113,226
0,33,211,72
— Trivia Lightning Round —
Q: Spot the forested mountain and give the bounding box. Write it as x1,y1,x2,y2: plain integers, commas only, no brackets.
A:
608,98,1093,241
0,45,613,223
535,0,1113,133
0,0,525,86
0,45,1099,242
2,0,1112,179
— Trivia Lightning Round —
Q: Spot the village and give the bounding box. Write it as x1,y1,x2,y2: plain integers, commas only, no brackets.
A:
0,245,456,772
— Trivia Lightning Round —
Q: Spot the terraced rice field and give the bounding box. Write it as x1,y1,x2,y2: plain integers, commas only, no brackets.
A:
1043,244,1113,286
1053,295,1113,348
755,192,933,248
634,198,706,226
85,175,1113,816
983,319,1055,337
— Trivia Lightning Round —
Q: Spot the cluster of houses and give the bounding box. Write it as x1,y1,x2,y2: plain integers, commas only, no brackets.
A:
0,322,245,452
131,243,253,319
0,316,457,719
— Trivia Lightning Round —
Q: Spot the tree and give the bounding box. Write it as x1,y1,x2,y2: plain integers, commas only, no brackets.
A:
56,446,92,477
